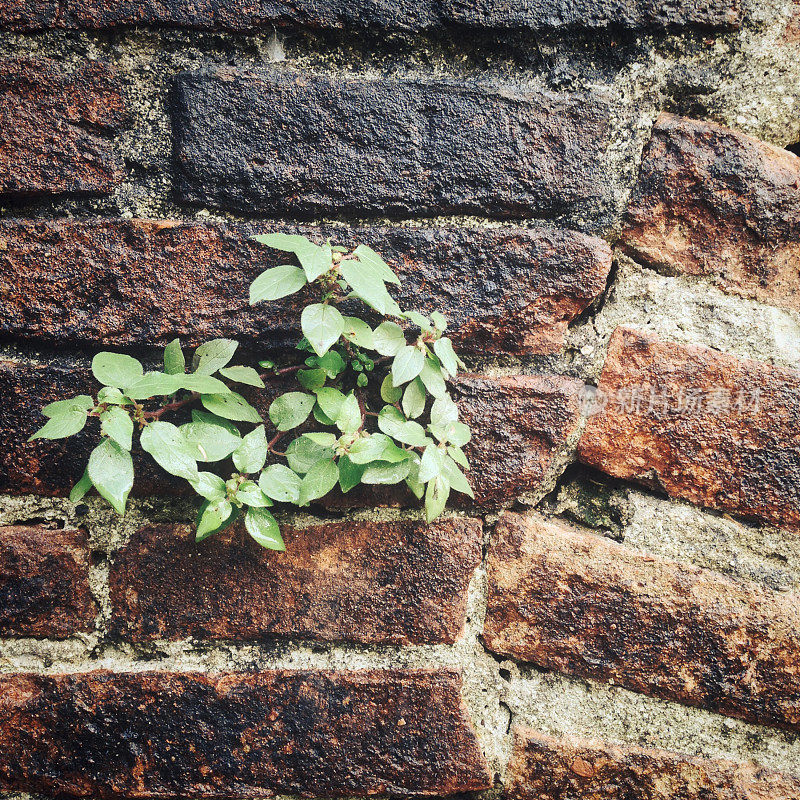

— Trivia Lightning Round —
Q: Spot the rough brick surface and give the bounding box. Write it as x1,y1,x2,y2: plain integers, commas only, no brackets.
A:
578,327,800,530
0,219,612,355
484,512,800,731
0,0,56,29
0,526,96,638
0,669,491,798
0,58,126,197
621,114,800,311
172,68,611,218
109,518,481,645
457,374,583,506
506,728,800,800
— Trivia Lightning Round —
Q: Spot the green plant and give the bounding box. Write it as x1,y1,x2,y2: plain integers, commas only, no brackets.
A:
30,234,474,550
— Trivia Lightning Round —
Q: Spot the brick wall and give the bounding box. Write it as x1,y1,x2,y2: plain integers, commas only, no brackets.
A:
1,1,800,798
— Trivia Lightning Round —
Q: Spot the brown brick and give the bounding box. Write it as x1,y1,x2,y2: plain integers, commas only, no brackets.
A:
110,517,480,645
484,512,800,731
0,0,56,29
0,526,96,638
457,374,583,506
0,668,491,797
578,327,800,529
621,114,800,311
0,219,612,356
173,68,612,219
0,58,126,197
507,728,800,800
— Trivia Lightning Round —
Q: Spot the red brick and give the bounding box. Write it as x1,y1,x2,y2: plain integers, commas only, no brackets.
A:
0,58,126,197
0,668,491,797
110,517,480,645
0,219,611,356
0,526,96,638
0,0,56,29
507,728,800,800
484,512,800,731
578,327,800,529
621,114,800,311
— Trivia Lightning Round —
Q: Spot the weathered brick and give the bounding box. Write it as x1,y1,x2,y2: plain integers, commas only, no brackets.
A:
2,360,582,508
484,512,800,731
0,59,126,197
0,668,491,797
0,219,612,355
172,68,612,219
0,526,96,638
457,374,583,506
621,114,800,311
110,517,480,645
578,328,800,528
578,327,800,529
8,0,741,31
507,728,800,800
0,0,57,29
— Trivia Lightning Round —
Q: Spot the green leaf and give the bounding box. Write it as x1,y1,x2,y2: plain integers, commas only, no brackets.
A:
431,311,447,332
69,468,93,503
43,395,93,417
97,387,128,406
405,455,425,499
92,353,144,389
373,321,406,357
442,455,474,498
301,303,345,357
348,433,410,464
353,244,400,285
189,472,227,502
392,346,425,385
192,339,238,376
87,438,134,515
419,443,445,483
446,421,471,447
448,445,470,470
250,264,307,304
313,406,337,426
380,374,402,404
314,387,346,422
219,366,265,388
378,406,428,447
164,338,185,375
335,393,362,434
125,372,182,399
100,406,133,450
259,464,302,503
337,455,365,493
304,431,338,447
404,310,433,331
340,259,397,315
245,507,284,550
425,475,450,522
286,435,335,475
431,396,459,427
201,392,262,423
191,409,240,435
298,458,339,505
181,419,242,462
179,374,231,394
252,234,332,282
402,378,427,419
297,368,327,391
196,499,237,542
433,337,462,376
361,459,412,485
419,357,447,399
251,232,312,251
235,479,272,507
29,409,88,441
140,420,198,481
233,425,268,473
269,392,315,431
342,316,375,349
313,350,346,378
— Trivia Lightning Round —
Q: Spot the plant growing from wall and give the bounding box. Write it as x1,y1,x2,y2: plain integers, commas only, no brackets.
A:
30,234,474,551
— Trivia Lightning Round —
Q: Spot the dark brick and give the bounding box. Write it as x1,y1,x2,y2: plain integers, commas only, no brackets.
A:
172,68,612,219
0,59,126,197
578,327,800,530
0,526,96,638
507,728,800,800
0,219,611,356
0,0,57,30
110,517,480,645
621,114,800,311
484,512,800,731
456,374,583,506
0,668,491,797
